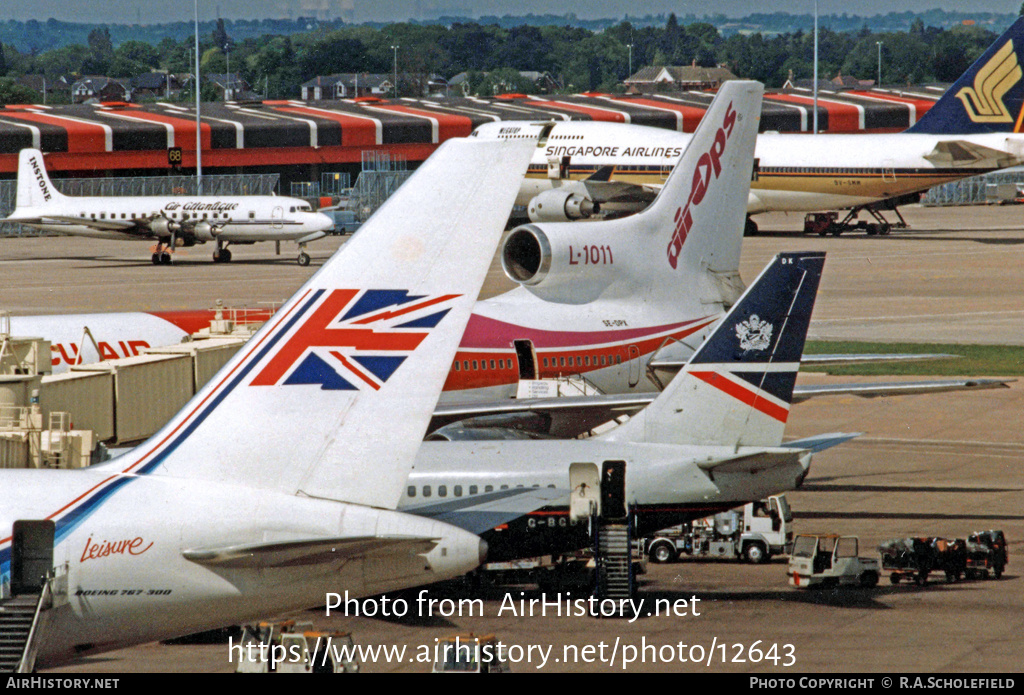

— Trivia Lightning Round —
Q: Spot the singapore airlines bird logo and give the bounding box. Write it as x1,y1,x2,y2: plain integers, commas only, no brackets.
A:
956,39,1022,123
251,289,459,390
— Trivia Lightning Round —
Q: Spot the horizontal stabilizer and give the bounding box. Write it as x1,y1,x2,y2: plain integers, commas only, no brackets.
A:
781,432,862,453
923,140,1022,169
793,378,1013,401
696,449,803,474
182,535,436,569
404,487,567,535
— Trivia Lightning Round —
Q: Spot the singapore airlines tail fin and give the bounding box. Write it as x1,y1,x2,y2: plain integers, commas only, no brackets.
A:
15,148,66,210
600,251,824,449
93,137,535,510
909,17,1024,135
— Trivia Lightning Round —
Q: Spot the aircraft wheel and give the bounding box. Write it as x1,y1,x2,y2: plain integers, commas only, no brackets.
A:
152,253,161,265
160,252,172,265
222,249,232,262
298,251,311,266
744,218,759,236
889,574,900,584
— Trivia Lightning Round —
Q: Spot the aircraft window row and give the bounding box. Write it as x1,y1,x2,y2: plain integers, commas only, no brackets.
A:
542,354,619,368
86,212,232,220
453,358,513,371
551,134,583,140
407,483,556,498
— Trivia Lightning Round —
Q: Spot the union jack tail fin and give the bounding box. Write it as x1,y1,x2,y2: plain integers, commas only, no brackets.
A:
600,252,825,448
92,137,536,510
908,17,1024,134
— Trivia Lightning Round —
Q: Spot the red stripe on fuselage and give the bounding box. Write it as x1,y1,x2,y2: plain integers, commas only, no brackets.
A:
443,317,716,392
690,370,789,423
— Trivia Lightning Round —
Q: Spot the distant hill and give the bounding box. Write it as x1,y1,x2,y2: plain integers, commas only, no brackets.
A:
0,9,1015,53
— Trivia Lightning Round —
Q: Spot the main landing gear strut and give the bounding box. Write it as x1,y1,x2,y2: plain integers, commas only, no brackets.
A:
151,241,173,265
212,240,233,263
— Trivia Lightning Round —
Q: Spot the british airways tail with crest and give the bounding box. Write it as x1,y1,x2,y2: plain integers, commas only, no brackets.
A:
600,251,825,449
909,17,1024,135
93,137,536,510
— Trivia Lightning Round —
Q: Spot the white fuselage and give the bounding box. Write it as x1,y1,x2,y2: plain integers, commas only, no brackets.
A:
475,121,1024,214
8,195,333,242
0,468,482,667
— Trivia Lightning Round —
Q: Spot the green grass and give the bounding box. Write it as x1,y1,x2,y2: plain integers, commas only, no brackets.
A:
802,341,1024,377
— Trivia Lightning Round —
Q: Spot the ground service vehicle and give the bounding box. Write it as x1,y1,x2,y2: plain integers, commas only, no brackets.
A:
643,495,792,564
788,534,880,589
432,634,510,673
966,530,1008,579
235,620,360,673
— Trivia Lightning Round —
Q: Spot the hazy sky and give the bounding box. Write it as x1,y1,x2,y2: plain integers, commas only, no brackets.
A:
1,0,1019,24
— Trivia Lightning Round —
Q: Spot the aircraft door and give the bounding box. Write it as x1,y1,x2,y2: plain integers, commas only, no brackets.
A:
10,520,54,595
600,460,627,521
569,462,601,522
627,345,641,387
272,206,284,229
513,339,538,380
882,159,896,183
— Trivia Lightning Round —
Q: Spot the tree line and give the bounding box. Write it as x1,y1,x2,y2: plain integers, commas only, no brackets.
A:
0,15,1005,105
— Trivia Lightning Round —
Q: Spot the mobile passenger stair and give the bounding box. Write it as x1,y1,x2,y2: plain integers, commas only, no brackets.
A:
594,518,635,603
2,520,64,673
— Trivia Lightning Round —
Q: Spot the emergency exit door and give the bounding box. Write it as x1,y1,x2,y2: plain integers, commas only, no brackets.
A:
11,520,54,595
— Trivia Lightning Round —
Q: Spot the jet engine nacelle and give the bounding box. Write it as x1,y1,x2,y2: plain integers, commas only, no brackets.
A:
527,189,599,223
192,221,222,242
501,223,618,304
149,216,179,237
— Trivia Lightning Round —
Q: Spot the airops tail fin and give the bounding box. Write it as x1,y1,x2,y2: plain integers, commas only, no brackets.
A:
646,80,763,278
94,137,536,511
908,17,1024,134
600,251,825,448
15,148,64,210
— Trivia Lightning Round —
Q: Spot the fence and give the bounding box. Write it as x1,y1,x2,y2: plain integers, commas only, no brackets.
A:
0,173,280,236
920,168,1024,206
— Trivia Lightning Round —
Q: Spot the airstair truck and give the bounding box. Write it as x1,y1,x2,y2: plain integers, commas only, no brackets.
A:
643,495,792,564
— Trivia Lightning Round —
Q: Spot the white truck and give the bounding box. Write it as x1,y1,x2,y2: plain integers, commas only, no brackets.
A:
642,495,792,564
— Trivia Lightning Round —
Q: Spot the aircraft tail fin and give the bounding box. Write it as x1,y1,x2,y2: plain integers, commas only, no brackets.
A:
908,17,1024,134
643,80,763,281
600,251,825,448
92,137,535,510
15,149,65,210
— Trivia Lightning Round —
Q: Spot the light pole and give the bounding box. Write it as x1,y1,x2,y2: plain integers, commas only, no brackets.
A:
627,43,633,77
876,41,883,87
813,0,818,134
391,45,399,98
194,0,202,194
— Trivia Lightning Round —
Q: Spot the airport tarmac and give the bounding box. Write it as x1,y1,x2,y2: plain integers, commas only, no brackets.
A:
2,203,1021,673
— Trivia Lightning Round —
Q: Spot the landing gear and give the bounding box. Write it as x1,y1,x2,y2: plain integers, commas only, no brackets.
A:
213,240,232,263
297,242,311,266
744,217,760,236
151,242,173,265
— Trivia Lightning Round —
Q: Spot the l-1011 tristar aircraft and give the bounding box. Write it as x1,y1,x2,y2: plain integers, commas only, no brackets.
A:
0,135,537,669
472,16,1024,235
404,251,858,563
4,148,334,266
